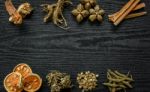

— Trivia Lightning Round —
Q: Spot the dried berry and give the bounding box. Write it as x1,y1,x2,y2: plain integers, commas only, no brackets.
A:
77,71,98,92
72,4,89,22
89,5,105,22
81,0,97,10
46,70,72,92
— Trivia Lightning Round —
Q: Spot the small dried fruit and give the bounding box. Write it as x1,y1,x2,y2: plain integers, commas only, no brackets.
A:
23,73,42,92
13,63,32,79
4,72,23,92
89,5,105,22
77,71,99,92
17,2,33,18
81,0,97,10
72,4,89,22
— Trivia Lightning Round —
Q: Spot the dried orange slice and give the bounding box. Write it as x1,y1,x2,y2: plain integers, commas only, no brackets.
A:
23,73,42,92
4,72,23,92
13,63,32,79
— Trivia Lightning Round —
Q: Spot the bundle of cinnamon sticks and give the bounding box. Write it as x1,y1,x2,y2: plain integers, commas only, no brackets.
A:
108,0,147,26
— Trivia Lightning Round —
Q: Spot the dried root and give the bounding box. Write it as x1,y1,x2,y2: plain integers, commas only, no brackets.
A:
41,0,72,29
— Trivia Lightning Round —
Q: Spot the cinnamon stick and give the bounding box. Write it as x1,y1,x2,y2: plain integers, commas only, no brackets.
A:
125,11,147,19
5,0,16,15
114,0,140,26
112,0,136,22
108,3,145,19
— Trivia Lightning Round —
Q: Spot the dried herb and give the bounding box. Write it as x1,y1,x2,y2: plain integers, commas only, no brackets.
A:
46,70,72,92
103,69,134,92
41,0,72,29
80,0,97,10
72,4,89,22
89,5,105,22
77,71,98,92
17,2,33,18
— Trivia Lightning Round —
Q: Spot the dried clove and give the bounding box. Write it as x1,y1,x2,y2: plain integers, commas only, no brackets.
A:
77,71,99,92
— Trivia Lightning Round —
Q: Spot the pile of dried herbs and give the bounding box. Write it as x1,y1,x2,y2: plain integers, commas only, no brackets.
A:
41,0,72,29
46,70,72,92
103,69,134,92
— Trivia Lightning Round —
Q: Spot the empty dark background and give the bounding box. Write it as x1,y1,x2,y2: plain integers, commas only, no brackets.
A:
0,0,150,92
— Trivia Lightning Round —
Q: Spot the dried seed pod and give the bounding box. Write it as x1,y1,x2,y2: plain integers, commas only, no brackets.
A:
17,2,33,18
13,63,32,79
4,72,23,92
77,71,98,92
81,0,97,10
23,73,42,92
46,70,72,92
89,5,105,22
72,4,89,22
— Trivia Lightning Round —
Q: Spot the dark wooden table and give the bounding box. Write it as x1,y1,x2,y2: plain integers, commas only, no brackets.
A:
0,0,150,92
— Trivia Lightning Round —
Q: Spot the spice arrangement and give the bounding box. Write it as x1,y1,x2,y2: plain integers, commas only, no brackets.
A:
4,63,42,92
41,0,72,29
72,0,105,23
103,69,134,92
5,0,33,24
77,71,99,92
108,0,147,26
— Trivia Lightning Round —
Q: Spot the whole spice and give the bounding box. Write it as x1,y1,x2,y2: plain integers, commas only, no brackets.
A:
89,5,105,22
41,0,72,29
72,4,89,22
103,69,134,92
17,2,33,18
80,0,97,10
5,0,23,24
46,70,72,92
77,71,98,92
108,0,147,26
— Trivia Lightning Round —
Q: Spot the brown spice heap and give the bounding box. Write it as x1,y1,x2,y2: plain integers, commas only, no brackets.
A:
4,63,42,92
108,0,147,26
103,69,134,92
41,0,72,29
5,0,33,25
46,70,72,92
77,71,99,92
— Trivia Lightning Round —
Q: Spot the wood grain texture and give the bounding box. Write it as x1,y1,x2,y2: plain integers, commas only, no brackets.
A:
0,0,150,92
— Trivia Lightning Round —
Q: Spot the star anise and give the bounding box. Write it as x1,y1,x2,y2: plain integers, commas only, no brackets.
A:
72,4,89,22
89,5,105,22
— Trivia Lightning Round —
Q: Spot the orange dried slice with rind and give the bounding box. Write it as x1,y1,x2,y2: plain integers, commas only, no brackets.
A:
23,73,42,92
4,72,23,92
13,63,32,79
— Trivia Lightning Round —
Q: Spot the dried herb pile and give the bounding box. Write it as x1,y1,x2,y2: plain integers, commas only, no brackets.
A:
46,70,72,92
41,0,72,29
72,0,105,23
103,69,134,92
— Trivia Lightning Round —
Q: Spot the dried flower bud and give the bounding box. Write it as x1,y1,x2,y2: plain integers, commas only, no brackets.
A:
72,4,89,22
89,5,105,22
17,3,33,18
77,71,99,92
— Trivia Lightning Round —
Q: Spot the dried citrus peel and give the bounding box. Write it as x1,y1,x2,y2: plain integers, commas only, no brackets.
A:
23,74,42,92
4,72,23,92
13,63,32,79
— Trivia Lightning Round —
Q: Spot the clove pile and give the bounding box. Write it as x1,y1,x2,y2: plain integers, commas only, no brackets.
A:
41,0,72,29
108,0,147,26
46,70,72,92
103,69,134,92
